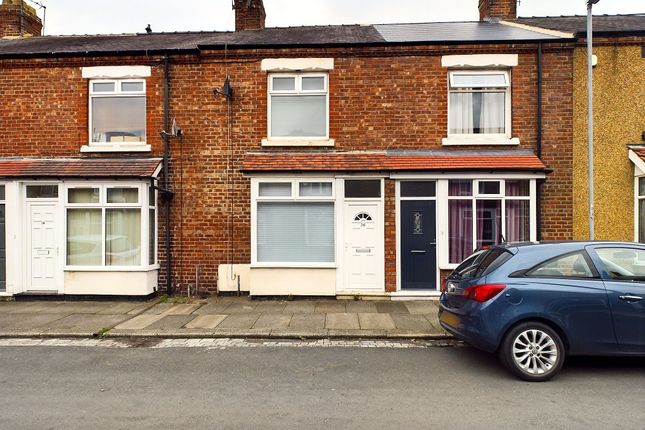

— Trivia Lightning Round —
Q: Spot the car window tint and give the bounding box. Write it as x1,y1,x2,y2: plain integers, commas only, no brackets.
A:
595,248,645,281
475,249,513,278
527,252,595,278
453,249,487,278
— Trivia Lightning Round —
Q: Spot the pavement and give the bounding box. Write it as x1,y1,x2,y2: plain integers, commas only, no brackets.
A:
0,296,450,340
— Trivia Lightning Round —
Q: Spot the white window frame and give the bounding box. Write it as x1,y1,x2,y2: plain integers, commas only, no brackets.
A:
635,176,645,243
264,73,332,146
444,70,517,146
444,178,534,266
63,181,157,271
88,78,147,147
251,177,336,268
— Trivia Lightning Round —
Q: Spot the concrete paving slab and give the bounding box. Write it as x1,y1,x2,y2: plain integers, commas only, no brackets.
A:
144,315,196,330
193,302,233,315
358,313,396,330
252,313,292,329
253,302,287,313
10,302,107,315
97,302,144,315
289,313,325,330
404,301,439,315
424,313,443,331
315,302,347,313
44,314,129,332
126,301,160,315
225,303,258,314
216,313,261,329
375,302,409,314
325,313,359,330
391,314,434,331
184,315,227,329
345,301,377,313
115,314,165,330
143,303,175,315
283,301,316,313
162,304,201,315
0,313,70,329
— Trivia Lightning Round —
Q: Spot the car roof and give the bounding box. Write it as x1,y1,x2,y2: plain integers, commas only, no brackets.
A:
493,241,645,252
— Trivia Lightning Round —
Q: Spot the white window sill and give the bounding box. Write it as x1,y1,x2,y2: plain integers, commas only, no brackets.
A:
251,263,337,269
81,144,152,153
64,265,159,272
442,137,519,146
261,138,335,147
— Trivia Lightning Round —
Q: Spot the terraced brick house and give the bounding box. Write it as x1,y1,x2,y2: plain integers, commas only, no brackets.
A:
0,0,585,298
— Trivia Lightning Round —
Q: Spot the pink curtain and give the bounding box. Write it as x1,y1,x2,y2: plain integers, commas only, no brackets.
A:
449,200,472,264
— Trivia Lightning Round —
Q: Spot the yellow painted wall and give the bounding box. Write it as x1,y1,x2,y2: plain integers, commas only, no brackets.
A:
573,45,645,241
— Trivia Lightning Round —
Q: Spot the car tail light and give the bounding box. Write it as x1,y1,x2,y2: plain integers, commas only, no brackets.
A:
463,284,506,302
440,279,447,293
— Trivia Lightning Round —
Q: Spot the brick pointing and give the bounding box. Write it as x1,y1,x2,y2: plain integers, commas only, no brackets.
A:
0,42,575,294
0,2,42,37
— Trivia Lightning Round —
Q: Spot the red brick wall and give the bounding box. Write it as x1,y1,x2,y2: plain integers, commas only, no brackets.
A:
0,43,575,294
478,0,517,21
0,3,42,37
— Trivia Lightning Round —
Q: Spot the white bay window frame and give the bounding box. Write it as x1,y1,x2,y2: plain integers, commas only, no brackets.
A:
64,181,157,271
264,73,332,146
251,177,336,268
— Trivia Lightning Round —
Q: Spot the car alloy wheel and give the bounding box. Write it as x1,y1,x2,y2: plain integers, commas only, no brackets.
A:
500,322,565,382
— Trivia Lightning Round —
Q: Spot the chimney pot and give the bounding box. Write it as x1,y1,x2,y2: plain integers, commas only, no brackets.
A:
232,0,266,32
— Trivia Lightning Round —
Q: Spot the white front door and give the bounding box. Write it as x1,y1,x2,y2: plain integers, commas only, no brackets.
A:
343,202,383,291
28,204,59,292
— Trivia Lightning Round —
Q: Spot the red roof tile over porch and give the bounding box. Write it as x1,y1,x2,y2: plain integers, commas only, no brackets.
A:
241,150,548,173
0,158,163,178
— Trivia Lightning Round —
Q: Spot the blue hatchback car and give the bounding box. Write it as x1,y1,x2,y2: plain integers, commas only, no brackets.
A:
438,242,645,381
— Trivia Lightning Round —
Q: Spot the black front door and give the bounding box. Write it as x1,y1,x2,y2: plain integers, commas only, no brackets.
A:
401,200,436,290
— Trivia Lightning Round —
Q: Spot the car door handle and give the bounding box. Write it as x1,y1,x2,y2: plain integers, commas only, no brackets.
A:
619,295,643,302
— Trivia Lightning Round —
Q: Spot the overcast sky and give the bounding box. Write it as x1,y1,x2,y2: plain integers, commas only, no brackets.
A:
28,0,644,36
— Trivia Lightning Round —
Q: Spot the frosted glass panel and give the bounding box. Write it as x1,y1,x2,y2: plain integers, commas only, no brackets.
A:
451,73,506,87
121,82,144,92
257,202,334,263
107,188,139,204
259,183,292,197
271,95,326,137
92,97,146,143
299,182,332,197
68,188,100,204
302,77,325,90
67,209,102,266
92,82,115,92
272,77,295,91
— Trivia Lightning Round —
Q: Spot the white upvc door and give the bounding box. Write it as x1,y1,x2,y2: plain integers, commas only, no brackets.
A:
342,201,383,291
28,203,59,292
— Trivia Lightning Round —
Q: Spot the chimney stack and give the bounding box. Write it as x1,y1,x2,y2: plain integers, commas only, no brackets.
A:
478,0,517,22
0,0,42,38
232,0,265,32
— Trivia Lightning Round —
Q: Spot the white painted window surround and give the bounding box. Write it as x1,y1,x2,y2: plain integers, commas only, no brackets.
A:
441,54,518,68
261,58,334,72
81,66,151,153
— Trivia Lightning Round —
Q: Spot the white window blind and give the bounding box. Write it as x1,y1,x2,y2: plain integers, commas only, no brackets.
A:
257,202,334,263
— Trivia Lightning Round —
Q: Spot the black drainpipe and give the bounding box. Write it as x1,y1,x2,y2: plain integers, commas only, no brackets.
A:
536,42,543,241
163,56,173,295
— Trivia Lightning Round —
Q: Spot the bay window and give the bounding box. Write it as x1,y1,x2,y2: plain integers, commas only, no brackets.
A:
448,179,532,264
253,179,335,265
448,71,510,138
66,183,156,268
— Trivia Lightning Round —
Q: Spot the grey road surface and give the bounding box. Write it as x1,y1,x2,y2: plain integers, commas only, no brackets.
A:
0,341,643,429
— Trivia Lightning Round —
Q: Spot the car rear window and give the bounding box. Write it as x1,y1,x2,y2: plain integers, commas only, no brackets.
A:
453,248,512,279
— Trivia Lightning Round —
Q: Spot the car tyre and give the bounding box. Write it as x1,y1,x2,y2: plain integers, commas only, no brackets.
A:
499,321,565,382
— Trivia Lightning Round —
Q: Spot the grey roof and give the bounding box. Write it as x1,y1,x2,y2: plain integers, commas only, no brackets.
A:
517,14,645,35
0,21,569,58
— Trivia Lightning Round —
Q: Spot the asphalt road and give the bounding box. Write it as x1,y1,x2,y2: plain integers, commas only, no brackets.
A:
0,340,643,429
